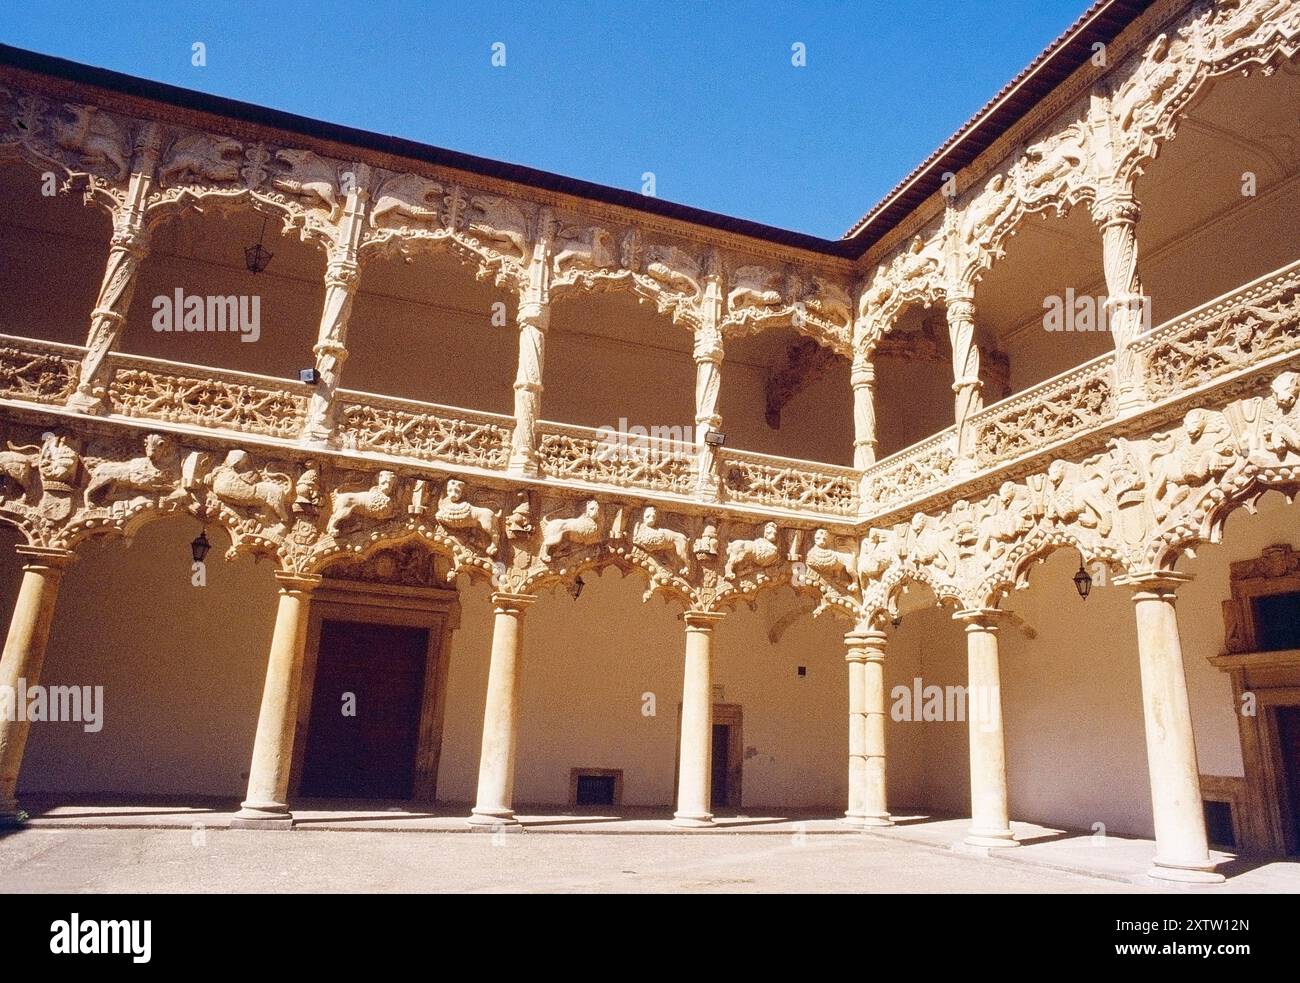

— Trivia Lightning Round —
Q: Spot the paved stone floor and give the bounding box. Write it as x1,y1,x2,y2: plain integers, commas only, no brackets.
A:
2,799,1298,892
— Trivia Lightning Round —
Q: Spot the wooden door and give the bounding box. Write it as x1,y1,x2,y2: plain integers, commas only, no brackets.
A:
299,619,430,799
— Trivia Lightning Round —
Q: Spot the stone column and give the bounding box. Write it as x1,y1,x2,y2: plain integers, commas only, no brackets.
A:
851,350,878,469
673,610,723,827
508,300,549,476
68,220,150,414
844,628,892,827
956,609,1018,848
0,546,75,825
469,592,536,826
945,291,984,475
692,324,724,502
68,125,160,415
232,572,320,829
1094,192,1149,414
1117,572,1223,883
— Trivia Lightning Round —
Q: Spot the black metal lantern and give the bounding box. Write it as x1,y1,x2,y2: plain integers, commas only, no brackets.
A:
191,529,211,564
569,575,585,601
244,216,273,274
1073,561,1093,600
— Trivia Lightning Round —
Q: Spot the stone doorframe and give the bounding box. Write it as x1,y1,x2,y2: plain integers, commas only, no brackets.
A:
1208,543,1300,856
672,702,744,810
288,578,461,804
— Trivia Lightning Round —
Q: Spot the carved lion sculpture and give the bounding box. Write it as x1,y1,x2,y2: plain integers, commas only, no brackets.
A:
804,528,859,592
538,499,601,563
724,521,781,580
554,226,618,273
728,266,783,312
206,449,293,527
52,105,128,180
435,478,501,556
467,195,529,259
327,470,399,537
0,440,40,500
83,434,182,508
158,133,243,186
370,173,443,229
632,506,690,575
645,245,701,296
273,149,340,218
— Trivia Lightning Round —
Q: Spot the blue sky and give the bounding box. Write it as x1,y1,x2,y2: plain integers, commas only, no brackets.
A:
3,1,1089,238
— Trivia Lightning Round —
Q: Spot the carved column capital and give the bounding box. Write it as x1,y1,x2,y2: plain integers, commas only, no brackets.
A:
1114,570,1193,599
1091,191,1141,230
845,627,887,663
954,607,1005,631
490,591,538,616
14,545,77,572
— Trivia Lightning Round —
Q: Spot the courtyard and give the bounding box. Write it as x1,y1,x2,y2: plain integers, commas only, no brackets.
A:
2,803,1297,893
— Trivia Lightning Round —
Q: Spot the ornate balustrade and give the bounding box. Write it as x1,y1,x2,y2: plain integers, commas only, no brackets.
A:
536,420,696,496
718,446,859,517
337,390,513,471
859,426,957,514
972,355,1116,469
0,334,82,405
106,352,311,439
1135,258,1300,403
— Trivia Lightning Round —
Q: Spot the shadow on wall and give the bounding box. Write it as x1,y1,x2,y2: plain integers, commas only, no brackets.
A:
0,519,279,799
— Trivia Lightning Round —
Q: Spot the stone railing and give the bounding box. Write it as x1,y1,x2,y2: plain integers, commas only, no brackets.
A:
536,420,696,496
972,354,1115,469
107,353,311,439
0,334,83,405
337,390,514,471
1135,257,1300,403
858,426,957,514
718,446,859,517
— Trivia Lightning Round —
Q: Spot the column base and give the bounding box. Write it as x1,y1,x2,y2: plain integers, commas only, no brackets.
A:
1148,858,1225,884
506,451,540,478
964,827,1019,849
231,803,294,830
1115,394,1150,418
0,805,29,828
671,812,716,828
843,812,894,828
467,808,519,827
66,391,108,415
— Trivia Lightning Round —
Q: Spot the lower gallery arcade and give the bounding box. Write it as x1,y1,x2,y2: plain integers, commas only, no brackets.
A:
4,490,1300,881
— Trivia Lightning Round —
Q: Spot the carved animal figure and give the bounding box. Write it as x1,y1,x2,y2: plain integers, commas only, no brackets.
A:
977,482,1033,560
1045,459,1113,536
908,512,956,575
1264,371,1300,459
805,277,853,325
273,149,340,218
206,449,293,526
554,226,618,272
327,470,399,537
158,133,243,186
728,266,783,312
804,528,858,590
645,245,701,296
52,105,129,180
632,506,690,575
1018,124,1087,192
83,434,181,508
370,173,443,228
539,499,602,563
1148,409,1236,515
467,195,529,258
435,478,501,556
724,522,781,580
0,440,40,500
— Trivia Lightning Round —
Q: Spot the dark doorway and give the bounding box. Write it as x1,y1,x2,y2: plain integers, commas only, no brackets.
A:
300,619,430,799
1277,706,1300,854
712,724,731,807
